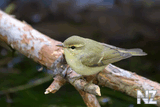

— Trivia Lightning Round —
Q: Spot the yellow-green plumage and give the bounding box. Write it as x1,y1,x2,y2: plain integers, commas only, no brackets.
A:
61,36,147,75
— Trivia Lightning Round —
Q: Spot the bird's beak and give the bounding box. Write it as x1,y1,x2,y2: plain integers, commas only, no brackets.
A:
56,44,64,47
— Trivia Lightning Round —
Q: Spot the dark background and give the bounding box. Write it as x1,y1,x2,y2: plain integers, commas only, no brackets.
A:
0,0,159,107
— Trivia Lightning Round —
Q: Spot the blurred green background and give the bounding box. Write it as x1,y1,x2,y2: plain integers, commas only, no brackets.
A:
0,0,159,107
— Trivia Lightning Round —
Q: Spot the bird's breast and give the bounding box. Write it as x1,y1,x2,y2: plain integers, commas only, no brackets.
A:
64,48,105,75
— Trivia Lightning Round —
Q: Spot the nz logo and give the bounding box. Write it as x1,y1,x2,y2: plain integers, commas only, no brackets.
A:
137,90,157,104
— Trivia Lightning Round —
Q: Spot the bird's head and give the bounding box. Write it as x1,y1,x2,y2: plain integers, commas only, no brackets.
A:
56,36,85,55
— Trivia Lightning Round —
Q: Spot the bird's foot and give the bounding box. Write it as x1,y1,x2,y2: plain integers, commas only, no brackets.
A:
84,79,94,91
62,65,70,78
84,72,100,91
71,75,84,85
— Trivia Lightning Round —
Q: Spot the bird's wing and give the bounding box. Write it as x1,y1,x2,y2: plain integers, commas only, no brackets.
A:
80,51,105,67
80,43,132,67
100,43,132,64
79,42,106,67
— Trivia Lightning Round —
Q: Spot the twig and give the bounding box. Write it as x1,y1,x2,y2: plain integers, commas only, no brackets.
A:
76,89,101,107
66,67,101,96
45,75,66,94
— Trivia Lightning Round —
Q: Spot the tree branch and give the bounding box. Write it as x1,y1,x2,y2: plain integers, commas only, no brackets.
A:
45,75,66,94
0,10,160,106
98,64,160,106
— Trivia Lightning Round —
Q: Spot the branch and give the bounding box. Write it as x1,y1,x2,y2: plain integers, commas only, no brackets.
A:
0,10,62,67
0,10,160,106
45,75,66,94
0,10,100,106
76,89,101,107
66,67,101,96
98,64,160,106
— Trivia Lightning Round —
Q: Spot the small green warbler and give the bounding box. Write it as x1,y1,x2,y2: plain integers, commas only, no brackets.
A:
57,36,147,75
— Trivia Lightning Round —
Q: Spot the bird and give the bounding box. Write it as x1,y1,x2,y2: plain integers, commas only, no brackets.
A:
57,36,147,76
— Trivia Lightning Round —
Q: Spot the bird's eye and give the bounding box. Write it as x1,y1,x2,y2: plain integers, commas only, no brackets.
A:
70,46,76,49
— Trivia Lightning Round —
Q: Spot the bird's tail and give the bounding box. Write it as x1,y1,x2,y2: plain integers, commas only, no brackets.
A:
119,48,147,56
